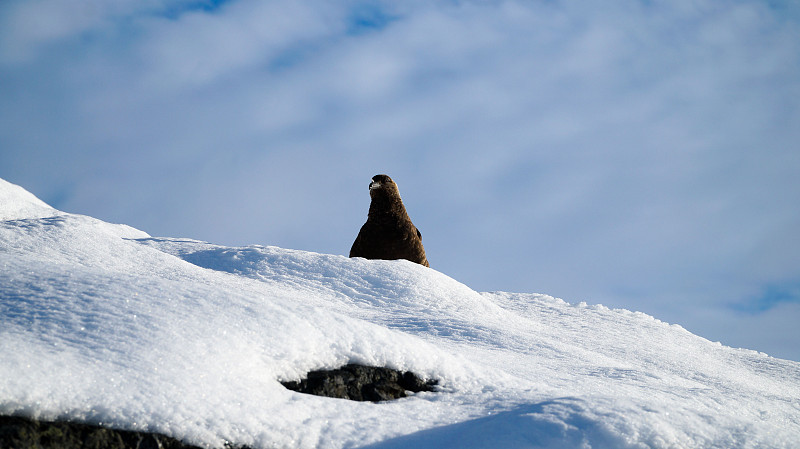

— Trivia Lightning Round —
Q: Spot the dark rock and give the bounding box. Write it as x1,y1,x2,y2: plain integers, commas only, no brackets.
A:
0,415,203,449
281,364,437,402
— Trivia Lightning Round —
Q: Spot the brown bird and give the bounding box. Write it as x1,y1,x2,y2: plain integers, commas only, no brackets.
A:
350,174,429,267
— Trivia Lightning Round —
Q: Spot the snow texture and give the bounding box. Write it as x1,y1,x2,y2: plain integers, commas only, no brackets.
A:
1,177,798,448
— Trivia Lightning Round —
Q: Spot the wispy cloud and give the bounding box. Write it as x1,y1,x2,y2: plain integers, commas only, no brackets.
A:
733,281,800,314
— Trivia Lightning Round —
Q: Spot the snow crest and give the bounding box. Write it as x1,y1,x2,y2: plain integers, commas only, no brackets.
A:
0,178,57,220
1,178,799,448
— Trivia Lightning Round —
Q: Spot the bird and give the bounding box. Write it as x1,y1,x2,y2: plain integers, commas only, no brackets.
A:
349,174,429,267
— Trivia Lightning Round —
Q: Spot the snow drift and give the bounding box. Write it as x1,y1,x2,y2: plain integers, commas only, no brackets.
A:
1,177,798,448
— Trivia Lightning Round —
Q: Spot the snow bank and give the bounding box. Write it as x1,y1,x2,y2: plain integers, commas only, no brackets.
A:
1,178,798,448
0,178,57,220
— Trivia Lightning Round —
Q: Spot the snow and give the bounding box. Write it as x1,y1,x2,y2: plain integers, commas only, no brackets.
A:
1,177,799,449
0,178,57,220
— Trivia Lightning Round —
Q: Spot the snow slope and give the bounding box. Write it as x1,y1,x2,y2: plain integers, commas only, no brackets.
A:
1,177,798,449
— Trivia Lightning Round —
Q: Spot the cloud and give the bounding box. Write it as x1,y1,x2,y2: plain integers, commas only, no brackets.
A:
0,0,206,64
131,1,345,91
733,281,800,314
1,0,799,360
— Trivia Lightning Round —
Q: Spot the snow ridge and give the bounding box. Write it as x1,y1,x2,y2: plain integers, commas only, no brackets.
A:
1,178,798,449
0,178,57,220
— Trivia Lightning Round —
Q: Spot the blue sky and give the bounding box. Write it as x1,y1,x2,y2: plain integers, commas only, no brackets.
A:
1,0,799,361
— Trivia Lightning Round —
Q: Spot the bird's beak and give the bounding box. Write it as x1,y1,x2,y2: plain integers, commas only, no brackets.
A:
369,181,381,190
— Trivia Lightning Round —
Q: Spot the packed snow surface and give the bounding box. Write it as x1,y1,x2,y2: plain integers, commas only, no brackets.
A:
1,177,799,448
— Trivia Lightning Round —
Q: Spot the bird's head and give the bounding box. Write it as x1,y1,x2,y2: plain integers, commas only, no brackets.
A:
369,174,401,200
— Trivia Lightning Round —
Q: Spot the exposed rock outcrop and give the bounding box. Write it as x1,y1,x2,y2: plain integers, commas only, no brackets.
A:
0,415,202,449
280,364,438,401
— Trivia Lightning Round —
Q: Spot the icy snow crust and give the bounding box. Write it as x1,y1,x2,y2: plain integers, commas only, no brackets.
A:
1,179,799,448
